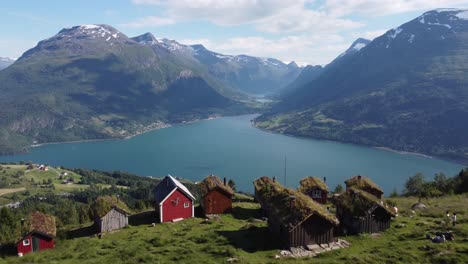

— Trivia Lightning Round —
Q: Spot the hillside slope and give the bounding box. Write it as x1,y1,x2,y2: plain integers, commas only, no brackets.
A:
0,25,249,154
257,9,468,163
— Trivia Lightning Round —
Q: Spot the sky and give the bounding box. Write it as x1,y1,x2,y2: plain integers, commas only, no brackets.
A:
1,0,468,65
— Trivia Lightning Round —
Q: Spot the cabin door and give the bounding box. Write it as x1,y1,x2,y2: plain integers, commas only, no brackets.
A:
32,237,40,252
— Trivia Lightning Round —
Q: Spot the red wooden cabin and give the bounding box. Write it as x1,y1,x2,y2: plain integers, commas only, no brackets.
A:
17,231,54,256
17,211,56,256
154,175,195,222
298,176,329,204
199,175,234,215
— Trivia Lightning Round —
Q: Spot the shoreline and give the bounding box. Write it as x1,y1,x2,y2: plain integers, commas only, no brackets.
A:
251,121,467,166
29,115,224,149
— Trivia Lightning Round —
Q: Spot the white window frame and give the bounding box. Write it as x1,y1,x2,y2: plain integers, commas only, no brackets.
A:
23,239,30,246
183,202,190,208
312,190,322,198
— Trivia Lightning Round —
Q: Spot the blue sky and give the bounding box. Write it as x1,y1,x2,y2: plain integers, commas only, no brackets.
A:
1,0,468,65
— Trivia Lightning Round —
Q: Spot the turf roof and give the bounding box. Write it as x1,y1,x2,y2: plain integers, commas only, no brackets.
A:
335,187,396,217
253,176,338,230
199,175,234,197
345,175,383,194
93,195,131,218
25,211,56,237
298,176,329,193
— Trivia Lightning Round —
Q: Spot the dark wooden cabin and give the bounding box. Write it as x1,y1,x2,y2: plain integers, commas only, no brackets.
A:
95,207,129,233
17,211,56,256
298,176,329,204
345,175,384,199
254,177,339,248
334,187,395,234
199,175,234,215
93,196,131,233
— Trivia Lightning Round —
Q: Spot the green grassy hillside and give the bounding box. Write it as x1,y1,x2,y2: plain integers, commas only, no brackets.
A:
1,193,467,264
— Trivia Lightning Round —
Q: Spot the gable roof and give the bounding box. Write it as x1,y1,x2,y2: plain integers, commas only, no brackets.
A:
335,187,396,217
345,175,383,194
25,211,56,238
199,175,234,197
298,176,329,193
93,196,131,218
253,177,339,230
154,175,196,203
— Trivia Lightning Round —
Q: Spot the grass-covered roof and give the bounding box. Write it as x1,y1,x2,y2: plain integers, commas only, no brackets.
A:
199,175,234,197
26,211,56,237
345,175,383,193
92,195,131,218
253,177,338,230
298,176,329,193
335,187,395,217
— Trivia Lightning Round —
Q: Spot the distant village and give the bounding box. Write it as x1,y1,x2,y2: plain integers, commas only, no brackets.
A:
15,173,399,258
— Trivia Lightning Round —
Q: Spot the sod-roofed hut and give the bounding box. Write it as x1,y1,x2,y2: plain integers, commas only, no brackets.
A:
92,196,130,233
17,211,56,256
345,175,383,199
298,176,329,204
254,177,339,248
334,187,395,234
199,175,234,215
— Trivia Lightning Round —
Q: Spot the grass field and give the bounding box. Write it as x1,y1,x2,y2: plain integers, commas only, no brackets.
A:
0,188,26,196
0,165,127,205
1,194,467,264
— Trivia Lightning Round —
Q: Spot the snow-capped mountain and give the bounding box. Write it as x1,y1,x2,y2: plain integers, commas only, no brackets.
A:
132,33,303,95
0,57,15,70
328,38,371,67
259,8,468,163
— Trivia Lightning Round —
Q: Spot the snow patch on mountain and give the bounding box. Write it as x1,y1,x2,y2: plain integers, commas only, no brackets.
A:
353,43,366,51
408,34,416,43
388,27,403,40
456,11,468,19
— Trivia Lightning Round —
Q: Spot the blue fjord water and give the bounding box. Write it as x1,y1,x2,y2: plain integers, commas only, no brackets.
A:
0,115,464,194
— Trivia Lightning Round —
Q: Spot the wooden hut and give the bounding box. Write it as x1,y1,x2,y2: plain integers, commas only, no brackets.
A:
154,175,195,222
334,187,395,234
253,177,339,248
199,175,234,215
93,196,130,233
345,175,383,199
17,211,56,256
298,176,328,204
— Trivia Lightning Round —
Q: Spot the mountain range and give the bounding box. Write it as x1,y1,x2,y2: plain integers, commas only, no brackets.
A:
0,24,304,154
0,57,15,70
256,9,468,163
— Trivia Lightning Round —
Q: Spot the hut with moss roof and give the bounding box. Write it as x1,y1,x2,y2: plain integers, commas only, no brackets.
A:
199,175,234,215
345,175,383,199
92,196,130,233
298,176,329,204
17,211,56,256
334,187,395,234
253,176,339,248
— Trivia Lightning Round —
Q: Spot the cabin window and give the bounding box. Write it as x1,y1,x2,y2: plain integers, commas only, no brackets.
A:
184,202,190,208
23,239,30,246
312,190,322,198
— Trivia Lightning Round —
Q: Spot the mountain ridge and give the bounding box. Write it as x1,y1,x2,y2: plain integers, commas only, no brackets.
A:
256,9,468,163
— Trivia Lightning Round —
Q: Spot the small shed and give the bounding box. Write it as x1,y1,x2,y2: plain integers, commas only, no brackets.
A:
254,177,339,248
154,175,196,223
199,175,234,215
345,175,384,199
93,196,130,233
17,211,56,256
298,176,329,204
334,187,395,234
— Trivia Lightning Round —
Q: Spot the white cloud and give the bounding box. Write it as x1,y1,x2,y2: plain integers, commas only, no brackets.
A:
131,0,301,25
120,16,175,28
181,34,350,66
323,0,468,17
